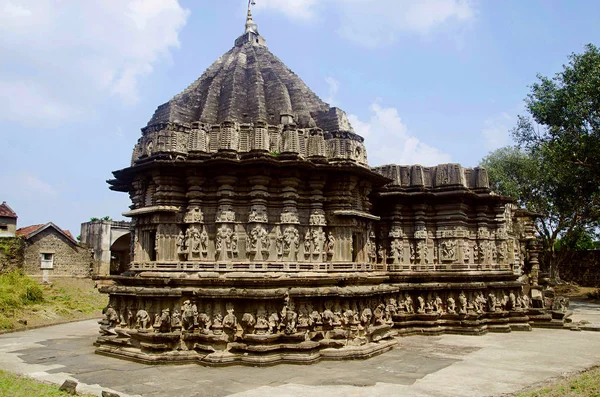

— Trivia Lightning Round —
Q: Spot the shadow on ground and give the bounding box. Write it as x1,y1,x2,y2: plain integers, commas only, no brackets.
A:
13,334,477,397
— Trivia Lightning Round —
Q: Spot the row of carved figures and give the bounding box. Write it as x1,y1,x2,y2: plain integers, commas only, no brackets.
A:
367,234,513,265
170,225,336,260
100,289,533,337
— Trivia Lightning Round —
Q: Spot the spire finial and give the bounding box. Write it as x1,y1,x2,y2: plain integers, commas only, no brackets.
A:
245,0,258,34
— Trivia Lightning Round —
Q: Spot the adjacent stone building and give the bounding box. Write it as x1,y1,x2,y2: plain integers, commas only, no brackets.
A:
17,223,91,279
96,8,558,366
80,220,131,276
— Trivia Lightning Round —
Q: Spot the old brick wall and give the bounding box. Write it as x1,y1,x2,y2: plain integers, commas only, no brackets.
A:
558,250,600,287
23,229,92,277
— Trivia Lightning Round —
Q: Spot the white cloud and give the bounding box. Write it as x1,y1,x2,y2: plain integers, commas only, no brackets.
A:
350,103,452,166
482,112,512,151
256,0,476,47
0,172,60,200
0,0,189,126
324,76,340,106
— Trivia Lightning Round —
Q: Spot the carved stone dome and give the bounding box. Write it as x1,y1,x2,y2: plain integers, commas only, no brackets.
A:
130,16,368,167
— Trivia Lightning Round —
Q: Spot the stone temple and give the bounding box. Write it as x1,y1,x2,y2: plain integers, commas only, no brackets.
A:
97,7,564,365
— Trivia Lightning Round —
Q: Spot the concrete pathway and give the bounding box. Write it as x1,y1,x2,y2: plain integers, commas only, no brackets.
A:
0,301,599,397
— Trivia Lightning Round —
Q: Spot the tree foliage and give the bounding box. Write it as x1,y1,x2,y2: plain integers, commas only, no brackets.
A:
482,44,600,280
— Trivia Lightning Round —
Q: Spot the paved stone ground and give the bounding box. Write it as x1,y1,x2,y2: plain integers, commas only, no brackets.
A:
0,301,599,397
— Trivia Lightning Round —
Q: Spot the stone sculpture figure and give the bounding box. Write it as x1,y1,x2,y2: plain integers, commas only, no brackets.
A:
458,291,467,315
507,292,517,311
475,292,487,313
441,240,456,262
367,233,377,263
283,226,299,258
171,309,182,329
181,300,198,331
416,241,428,264
463,241,471,263
99,305,119,335
390,239,403,263
487,293,497,312
223,308,238,332
304,230,311,254
275,227,283,257
417,296,426,314
404,293,414,314
157,308,171,333
433,293,444,313
200,228,209,254
374,303,386,325
360,308,373,326
136,309,151,330
176,231,186,254
197,312,211,334
326,232,335,256
447,296,456,314
311,229,324,254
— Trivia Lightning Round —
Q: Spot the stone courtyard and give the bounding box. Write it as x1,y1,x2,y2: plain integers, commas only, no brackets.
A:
1,300,599,397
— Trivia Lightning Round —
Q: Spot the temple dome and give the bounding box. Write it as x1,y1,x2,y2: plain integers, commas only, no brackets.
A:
147,24,356,135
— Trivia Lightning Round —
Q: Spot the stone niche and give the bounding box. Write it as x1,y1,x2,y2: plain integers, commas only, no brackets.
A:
97,14,565,366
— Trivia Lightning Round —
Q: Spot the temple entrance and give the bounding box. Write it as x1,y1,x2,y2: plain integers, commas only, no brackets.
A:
110,233,131,275
352,233,359,262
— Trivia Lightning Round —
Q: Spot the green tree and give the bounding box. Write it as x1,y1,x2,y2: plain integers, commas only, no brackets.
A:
483,44,600,280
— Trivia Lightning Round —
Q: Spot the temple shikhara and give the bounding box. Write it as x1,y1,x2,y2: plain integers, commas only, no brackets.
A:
96,5,567,365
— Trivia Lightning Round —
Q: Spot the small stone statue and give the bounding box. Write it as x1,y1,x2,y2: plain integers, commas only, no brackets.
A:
447,296,456,314
360,308,373,326
241,312,256,334
99,304,119,335
458,291,467,315
417,296,426,314
326,232,335,256
181,300,198,331
136,309,151,330
223,308,237,331
404,293,414,314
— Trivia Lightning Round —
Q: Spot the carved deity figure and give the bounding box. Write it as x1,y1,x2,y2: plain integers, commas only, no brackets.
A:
283,226,300,256
200,228,209,253
475,292,487,313
311,229,324,254
157,308,171,333
441,240,457,262
99,305,119,335
458,291,467,315
181,300,198,331
404,293,414,314
361,308,373,326
176,231,186,254
304,230,311,254
216,225,234,259
416,241,429,264
417,296,426,314
188,226,201,255
487,292,498,312
249,224,269,254
367,232,377,263
507,291,517,311
390,239,403,263
223,307,237,332
326,232,335,256
136,309,151,330
447,296,456,314
171,309,182,329
433,293,444,313
241,312,256,334
463,241,471,263
275,227,283,257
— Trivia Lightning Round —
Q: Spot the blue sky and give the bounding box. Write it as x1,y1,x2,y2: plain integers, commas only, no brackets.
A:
1,0,599,235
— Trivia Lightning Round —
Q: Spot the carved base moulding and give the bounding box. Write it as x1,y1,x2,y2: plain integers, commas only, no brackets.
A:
94,280,567,366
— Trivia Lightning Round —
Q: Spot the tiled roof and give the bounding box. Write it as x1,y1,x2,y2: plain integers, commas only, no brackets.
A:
16,224,45,237
0,202,17,218
16,222,78,245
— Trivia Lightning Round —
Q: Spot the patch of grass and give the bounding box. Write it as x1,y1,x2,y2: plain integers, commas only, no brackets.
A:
517,366,600,396
0,369,94,396
0,272,107,330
